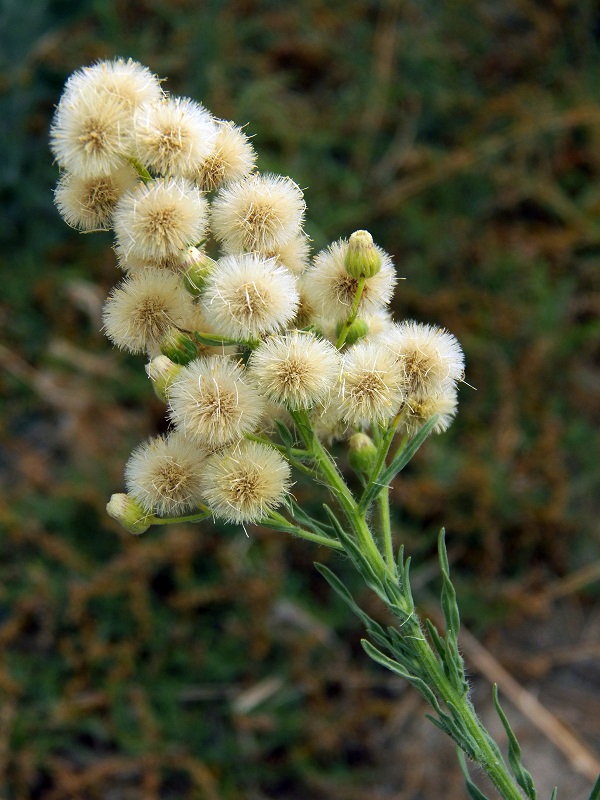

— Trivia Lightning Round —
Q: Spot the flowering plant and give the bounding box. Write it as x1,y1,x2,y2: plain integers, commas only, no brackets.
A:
50,58,600,800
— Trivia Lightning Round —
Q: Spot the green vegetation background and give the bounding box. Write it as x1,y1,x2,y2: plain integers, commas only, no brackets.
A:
1,1,599,798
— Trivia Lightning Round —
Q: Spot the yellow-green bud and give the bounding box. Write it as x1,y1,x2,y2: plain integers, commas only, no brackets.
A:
160,328,198,365
179,247,216,295
335,318,369,346
348,432,378,475
145,355,182,402
344,230,381,279
106,493,152,535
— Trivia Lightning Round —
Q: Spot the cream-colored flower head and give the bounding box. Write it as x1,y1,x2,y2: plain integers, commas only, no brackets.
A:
195,121,256,192
380,321,464,400
248,331,341,409
62,58,163,110
339,340,406,426
302,238,397,325
211,173,305,252
310,395,349,445
113,177,208,262
133,97,217,177
54,165,138,231
167,356,265,448
258,232,312,276
113,242,181,273
200,440,291,524
125,431,206,516
201,254,299,340
50,89,133,178
102,268,195,354
401,385,458,438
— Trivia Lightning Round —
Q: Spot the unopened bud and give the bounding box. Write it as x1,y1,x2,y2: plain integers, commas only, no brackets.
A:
348,432,378,475
160,328,198,365
146,355,182,402
179,247,216,295
336,318,369,346
106,493,152,535
344,230,381,279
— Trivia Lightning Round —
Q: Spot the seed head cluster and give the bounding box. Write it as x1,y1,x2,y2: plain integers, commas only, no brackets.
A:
53,59,465,527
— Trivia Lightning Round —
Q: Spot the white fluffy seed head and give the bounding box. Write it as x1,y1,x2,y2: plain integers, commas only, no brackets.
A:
201,253,299,340
54,165,138,231
133,97,217,177
401,385,459,437
50,89,133,178
194,121,256,192
102,268,195,354
62,58,163,110
200,440,291,524
302,238,397,324
125,431,207,516
248,331,341,409
339,340,406,426
113,177,208,262
211,173,306,252
379,321,465,400
258,232,312,276
167,356,266,448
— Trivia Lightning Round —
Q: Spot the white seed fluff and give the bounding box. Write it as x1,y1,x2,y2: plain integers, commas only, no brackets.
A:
201,254,299,340
200,440,291,524
258,232,312,276
168,356,266,448
194,121,256,192
402,385,459,438
125,431,207,516
248,331,341,409
50,89,134,178
102,268,195,354
62,58,163,110
302,238,397,325
211,173,306,252
133,97,217,177
54,165,138,231
379,321,465,399
113,177,208,262
339,340,406,426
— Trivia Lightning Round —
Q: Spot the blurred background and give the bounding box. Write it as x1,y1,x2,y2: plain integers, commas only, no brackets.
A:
1,1,600,798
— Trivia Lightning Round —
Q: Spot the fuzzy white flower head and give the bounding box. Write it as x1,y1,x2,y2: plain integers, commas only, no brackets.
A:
201,253,299,340
168,356,266,448
200,440,291,524
248,331,341,409
125,431,206,516
211,173,305,252
133,97,217,177
195,121,256,192
102,268,195,354
50,89,133,178
402,385,459,438
380,321,465,400
62,58,163,110
54,165,138,231
302,238,397,325
339,340,406,427
113,177,208,262
258,232,312,276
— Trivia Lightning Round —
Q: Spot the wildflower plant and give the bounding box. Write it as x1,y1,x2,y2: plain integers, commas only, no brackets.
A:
51,58,600,800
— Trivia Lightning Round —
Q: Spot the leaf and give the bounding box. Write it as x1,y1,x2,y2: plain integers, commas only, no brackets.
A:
275,419,295,449
550,789,558,800
493,685,537,800
587,774,600,800
438,529,461,637
457,749,492,800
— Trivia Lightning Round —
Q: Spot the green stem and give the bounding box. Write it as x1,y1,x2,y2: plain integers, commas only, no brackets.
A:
264,511,344,551
358,413,402,514
335,276,367,348
378,485,396,576
127,156,153,182
152,508,212,526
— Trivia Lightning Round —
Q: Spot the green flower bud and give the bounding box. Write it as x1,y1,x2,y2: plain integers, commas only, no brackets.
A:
106,493,152,535
335,318,369,346
145,355,183,402
344,230,381,279
160,328,198,365
179,247,216,295
348,432,378,475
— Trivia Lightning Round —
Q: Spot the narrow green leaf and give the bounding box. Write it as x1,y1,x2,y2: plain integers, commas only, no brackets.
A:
426,619,447,660
493,685,537,800
438,529,461,638
314,563,387,643
275,419,295,449
550,789,558,800
457,749,492,800
587,774,600,800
